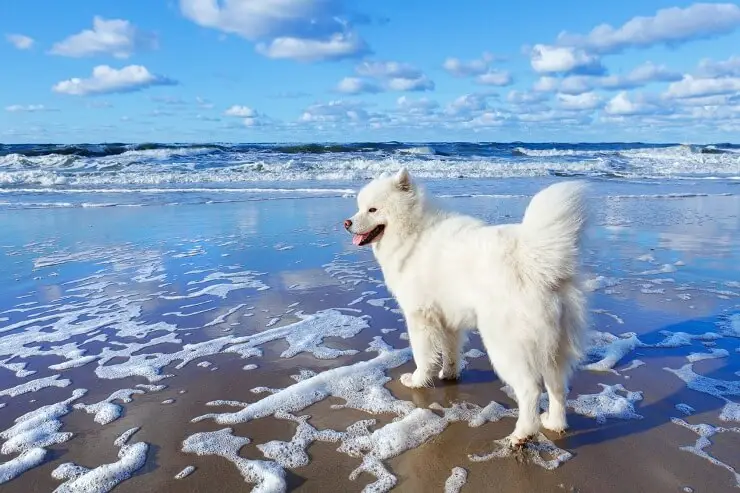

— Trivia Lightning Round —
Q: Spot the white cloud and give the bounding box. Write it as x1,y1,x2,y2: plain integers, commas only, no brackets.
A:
180,0,368,62
397,96,439,114
534,62,682,95
224,105,256,117
476,71,513,86
256,32,369,62
336,77,382,94
5,104,50,112
604,91,661,115
50,17,156,58
300,100,369,123
196,96,214,109
52,65,175,96
386,75,434,92
356,61,421,79
558,3,740,54
665,75,740,99
507,90,549,105
556,92,602,110
352,60,434,92
442,52,499,76
6,34,34,50
698,55,740,77
530,44,603,74
446,93,494,116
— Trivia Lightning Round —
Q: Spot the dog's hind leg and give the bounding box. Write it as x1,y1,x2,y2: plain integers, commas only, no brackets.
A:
541,364,569,433
479,323,542,446
400,309,441,388
439,328,464,381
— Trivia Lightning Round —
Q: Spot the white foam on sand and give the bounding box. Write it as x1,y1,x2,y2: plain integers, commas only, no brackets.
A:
672,418,740,488
430,400,517,427
96,309,369,382
651,330,721,348
182,428,286,493
0,374,71,398
583,331,643,372
568,384,643,424
687,348,729,362
621,359,645,371
444,467,467,493
74,388,149,425
258,412,343,469
49,355,99,370
717,313,740,337
468,432,572,470
0,389,86,456
665,362,740,422
51,428,148,493
175,465,196,479
0,448,47,484
584,276,620,292
195,337,413,425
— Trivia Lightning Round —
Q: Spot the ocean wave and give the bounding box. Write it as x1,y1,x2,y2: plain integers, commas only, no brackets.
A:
1,142,739,189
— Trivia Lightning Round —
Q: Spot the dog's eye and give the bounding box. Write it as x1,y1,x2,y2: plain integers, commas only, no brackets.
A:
368,207,377,213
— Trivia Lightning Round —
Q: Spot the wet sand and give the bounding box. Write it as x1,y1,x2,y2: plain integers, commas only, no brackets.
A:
1,190,739,492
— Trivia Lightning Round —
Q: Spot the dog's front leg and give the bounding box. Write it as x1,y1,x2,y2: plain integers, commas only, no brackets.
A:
400,312,438,388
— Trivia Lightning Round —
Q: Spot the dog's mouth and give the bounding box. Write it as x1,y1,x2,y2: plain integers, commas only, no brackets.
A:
352,225,385,246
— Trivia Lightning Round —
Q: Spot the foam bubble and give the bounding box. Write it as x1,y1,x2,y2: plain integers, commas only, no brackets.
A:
51,439,148,492
175,465,196,479
0,375,71,398
73,389,148,425
675,403,695,416
469,433,572,470
0,448,46,484
444,467,468,493
687,348,729,363
671,418,740,488
583,331,643,372
182,428,286,493
568,384,643,424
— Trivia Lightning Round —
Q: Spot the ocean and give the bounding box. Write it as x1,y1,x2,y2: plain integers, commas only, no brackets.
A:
2,141,739,209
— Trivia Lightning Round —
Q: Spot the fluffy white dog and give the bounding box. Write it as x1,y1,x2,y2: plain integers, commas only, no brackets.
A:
345,168,589,446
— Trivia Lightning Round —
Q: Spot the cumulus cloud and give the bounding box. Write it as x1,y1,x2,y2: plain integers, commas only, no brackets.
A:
698,55,740,77
300,99,370,123
556,92,602,110
256,32,369,62
6,34,34,50
5,104,52,112
507,90,550,105
180,0,369,62
50,17,156,58
443,52,512,86
336,77,382,94
396,96,439,114
558,3,740,54
665,75,740,98
224,105,256,117
530,44,604,75
534,62,682,95
52,65,176,96
347,60,435,92
604,91,663,115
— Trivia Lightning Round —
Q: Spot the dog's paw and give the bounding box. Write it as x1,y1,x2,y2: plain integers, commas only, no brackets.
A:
438,366,461,381
506,433,534,450
541,411,568,434
400,372,430,388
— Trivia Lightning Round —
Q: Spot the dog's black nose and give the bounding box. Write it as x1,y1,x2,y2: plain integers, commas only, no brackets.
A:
344,219,352,230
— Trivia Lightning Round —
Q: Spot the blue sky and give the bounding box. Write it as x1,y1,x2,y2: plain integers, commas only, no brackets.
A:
2,1,740,143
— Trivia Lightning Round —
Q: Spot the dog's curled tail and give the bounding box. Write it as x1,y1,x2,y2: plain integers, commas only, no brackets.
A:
519,180,588,290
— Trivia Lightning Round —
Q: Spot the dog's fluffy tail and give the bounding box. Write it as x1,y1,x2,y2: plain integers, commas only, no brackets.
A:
519,181,588,290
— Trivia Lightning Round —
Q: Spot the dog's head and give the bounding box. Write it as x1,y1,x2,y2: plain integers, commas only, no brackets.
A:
344,168,415,247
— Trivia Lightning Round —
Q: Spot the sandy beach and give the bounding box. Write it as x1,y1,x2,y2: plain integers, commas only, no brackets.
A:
1,179,739,492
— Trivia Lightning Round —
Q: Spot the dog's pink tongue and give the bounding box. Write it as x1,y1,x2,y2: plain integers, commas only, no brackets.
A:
352,233,366,246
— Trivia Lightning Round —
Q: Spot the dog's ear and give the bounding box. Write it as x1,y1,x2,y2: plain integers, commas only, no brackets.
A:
395,167,412,191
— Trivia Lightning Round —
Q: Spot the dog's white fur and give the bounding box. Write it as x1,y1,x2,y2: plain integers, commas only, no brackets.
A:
346,168,589,445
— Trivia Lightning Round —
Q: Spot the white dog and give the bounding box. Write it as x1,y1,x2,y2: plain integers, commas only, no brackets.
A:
345,168,589,446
